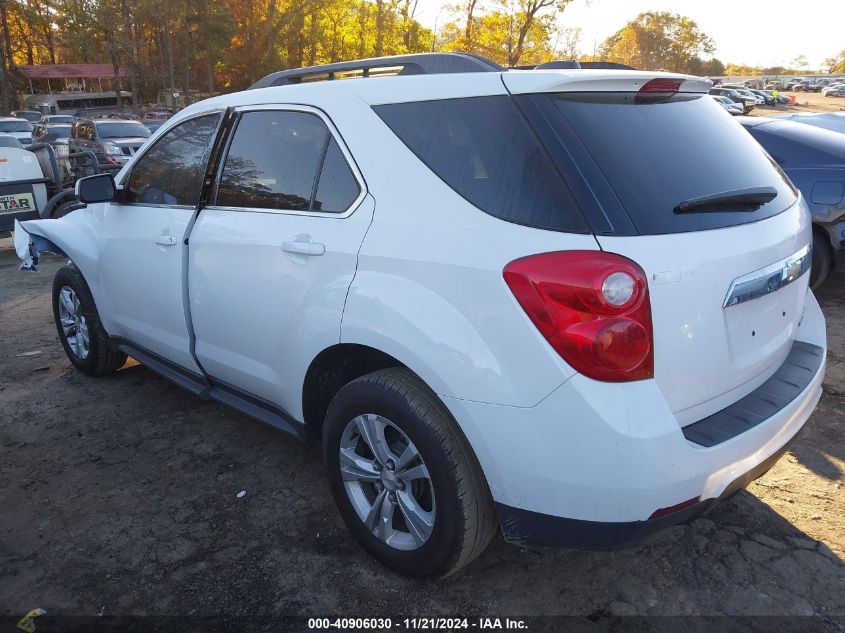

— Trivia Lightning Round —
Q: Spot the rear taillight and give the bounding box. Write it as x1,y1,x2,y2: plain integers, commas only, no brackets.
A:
503,251,653,382
638,78,682,93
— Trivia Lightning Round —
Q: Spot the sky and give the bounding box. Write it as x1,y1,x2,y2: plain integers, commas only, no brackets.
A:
411,0,845,70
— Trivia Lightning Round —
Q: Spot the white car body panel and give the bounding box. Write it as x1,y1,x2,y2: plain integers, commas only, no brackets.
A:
598,198,811,423
189,194,375,417
14,65,828,540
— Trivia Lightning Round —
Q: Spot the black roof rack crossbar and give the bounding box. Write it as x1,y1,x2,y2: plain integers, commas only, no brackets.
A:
249,53,504,89
535,60,637,71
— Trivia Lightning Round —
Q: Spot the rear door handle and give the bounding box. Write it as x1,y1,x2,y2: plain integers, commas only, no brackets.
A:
282,240,325,257
155,235,177,246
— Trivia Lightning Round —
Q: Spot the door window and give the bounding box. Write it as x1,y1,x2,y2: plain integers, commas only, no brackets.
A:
126,113,221,206
216,110,360,212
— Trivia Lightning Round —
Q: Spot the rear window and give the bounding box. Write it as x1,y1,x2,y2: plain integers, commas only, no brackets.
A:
95,122,150,139
374,96,586,233
526,93,797,235
0,121,32,133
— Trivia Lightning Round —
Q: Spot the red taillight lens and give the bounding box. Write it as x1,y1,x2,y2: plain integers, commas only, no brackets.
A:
503,251,654,382
638,78,682,93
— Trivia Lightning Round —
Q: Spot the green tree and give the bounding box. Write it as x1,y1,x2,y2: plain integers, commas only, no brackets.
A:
600,11,715,73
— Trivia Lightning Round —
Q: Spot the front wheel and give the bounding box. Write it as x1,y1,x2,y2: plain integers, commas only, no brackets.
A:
323,368,497,578
52,265,127,375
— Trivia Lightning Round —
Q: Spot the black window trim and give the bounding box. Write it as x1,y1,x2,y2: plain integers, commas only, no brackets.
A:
116,108,227,210
205,104,367,219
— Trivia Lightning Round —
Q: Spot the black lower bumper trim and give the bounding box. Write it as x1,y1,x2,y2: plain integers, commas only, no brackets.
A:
497,425,803,550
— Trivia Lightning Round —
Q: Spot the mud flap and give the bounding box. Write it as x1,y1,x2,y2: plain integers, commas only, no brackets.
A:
13,219,66,271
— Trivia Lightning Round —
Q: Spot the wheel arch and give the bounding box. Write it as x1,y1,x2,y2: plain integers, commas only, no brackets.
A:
302,343,422,436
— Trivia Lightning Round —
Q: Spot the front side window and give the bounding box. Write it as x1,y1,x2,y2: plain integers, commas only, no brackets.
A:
126,113,221,206
216,110,360,212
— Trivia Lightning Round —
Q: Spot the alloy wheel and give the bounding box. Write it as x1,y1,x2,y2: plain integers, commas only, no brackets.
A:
339,414,436,551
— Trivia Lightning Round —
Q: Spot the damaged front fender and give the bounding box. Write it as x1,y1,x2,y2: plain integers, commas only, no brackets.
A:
13,214,102,294
14,219,66,271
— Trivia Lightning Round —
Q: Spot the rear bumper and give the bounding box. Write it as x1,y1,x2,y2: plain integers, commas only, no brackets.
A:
440,291,826,548
495,425,801,549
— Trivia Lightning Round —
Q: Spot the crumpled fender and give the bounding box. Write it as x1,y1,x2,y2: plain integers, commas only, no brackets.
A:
14,213,102,293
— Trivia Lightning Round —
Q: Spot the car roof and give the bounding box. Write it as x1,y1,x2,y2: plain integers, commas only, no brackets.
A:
0,116,29,122
176,68,709,118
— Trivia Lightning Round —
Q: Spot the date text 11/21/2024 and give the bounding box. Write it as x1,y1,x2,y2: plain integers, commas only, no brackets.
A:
307,618,528,630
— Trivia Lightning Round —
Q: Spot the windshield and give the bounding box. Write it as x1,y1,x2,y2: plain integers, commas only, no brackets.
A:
0,121,33,132
48,115,75,124
522,92,797,235
96,122,150,139
46,125,72,138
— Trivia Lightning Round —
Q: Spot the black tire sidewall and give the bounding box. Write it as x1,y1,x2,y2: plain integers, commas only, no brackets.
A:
323,377,468,578
810,230,832,289
52,267,102,374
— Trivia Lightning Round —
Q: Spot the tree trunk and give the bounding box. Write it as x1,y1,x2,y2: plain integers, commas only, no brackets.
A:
163,0,175,88
374,0,385,57
0,0,11,112
121,0,139,107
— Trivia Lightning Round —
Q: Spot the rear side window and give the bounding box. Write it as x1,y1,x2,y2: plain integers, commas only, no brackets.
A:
374,96,586,233
126,113,220,206
525,93,797,235
215,111,360,212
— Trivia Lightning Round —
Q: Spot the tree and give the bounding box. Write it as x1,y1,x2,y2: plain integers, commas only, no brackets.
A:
823,50,845,73
599,11,715,73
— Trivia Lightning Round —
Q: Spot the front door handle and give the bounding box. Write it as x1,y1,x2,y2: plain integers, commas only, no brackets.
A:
155,235,177,246
282,240,325,257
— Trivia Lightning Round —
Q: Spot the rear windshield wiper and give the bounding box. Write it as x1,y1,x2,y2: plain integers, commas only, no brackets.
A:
674,186,778,214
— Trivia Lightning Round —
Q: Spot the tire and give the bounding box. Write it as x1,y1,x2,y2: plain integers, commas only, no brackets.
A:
810,230,832,290
52,265,127,376
50,199,83,219
323,368,497,578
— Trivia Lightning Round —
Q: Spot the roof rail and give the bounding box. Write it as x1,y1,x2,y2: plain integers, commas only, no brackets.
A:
249,53,504,89
535,60,637,71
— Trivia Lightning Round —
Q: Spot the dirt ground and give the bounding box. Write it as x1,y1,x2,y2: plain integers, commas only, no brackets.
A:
747,90,845,115
0,236,844,627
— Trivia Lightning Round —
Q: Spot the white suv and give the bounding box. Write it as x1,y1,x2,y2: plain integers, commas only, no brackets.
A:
16,54,827,578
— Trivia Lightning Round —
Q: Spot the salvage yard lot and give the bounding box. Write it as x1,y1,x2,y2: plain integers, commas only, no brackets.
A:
0,239,843,620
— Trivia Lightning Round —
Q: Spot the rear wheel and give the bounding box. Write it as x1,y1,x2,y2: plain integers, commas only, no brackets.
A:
810,229,832,289
52,265,126,375
323,368,497,578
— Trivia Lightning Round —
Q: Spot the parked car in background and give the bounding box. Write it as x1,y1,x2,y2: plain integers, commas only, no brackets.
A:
142,110,171,122
722,85,765,106
771,112,845,135
16,54,826,578
709,87,755,113
710,94,743,115
69,118,150,166
824,86,845,98
39,114,76,125
740,116,845,287
33,122,73,146
0,117,33,145
0,134,24,149
142,121,164,134
748,89,775,106
10,110,43,123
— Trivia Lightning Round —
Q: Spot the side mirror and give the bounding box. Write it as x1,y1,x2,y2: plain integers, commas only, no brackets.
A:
75,173,116,203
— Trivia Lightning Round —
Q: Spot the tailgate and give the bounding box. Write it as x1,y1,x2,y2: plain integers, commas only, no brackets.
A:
598,200,811,423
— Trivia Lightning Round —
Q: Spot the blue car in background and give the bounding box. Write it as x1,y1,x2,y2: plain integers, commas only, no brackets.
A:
739,116,845,287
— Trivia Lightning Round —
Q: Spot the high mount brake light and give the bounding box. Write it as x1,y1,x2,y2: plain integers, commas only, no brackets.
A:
503,251,654,382
639,78,683,93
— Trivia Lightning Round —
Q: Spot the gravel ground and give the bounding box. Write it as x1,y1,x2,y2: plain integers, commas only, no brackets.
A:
0,238,843,628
